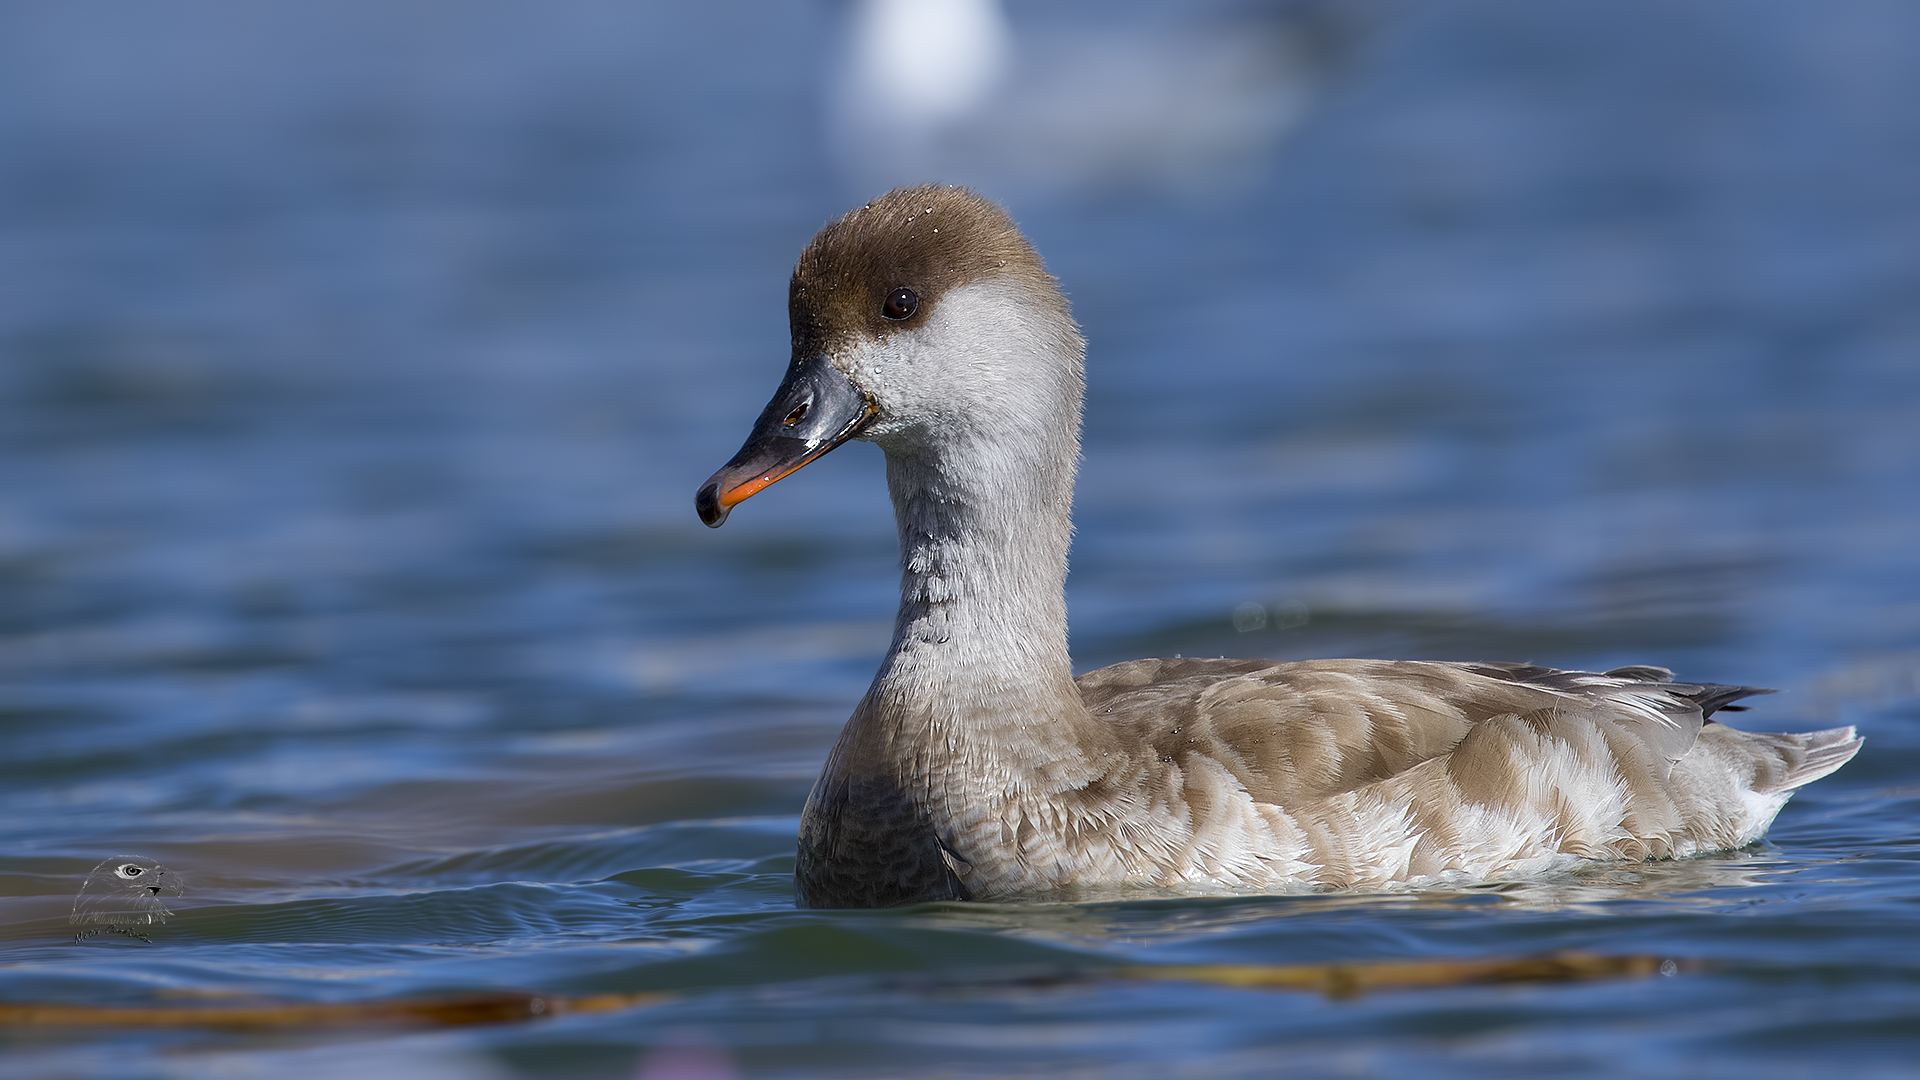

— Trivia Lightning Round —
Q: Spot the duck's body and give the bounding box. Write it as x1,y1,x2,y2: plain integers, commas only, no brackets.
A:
696,185,1861,908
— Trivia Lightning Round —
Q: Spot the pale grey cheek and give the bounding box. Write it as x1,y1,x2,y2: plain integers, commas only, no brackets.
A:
859,417,918,451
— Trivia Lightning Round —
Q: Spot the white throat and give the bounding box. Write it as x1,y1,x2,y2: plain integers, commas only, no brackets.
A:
850,279,1091,740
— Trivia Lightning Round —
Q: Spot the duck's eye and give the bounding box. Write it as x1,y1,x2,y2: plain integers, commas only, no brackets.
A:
881,287,919,321
783,401,810,425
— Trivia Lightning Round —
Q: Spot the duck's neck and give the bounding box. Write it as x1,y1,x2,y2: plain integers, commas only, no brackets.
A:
861,407,1101,769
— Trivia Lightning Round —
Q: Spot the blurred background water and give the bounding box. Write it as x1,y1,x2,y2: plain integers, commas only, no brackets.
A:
2,1,1918,1076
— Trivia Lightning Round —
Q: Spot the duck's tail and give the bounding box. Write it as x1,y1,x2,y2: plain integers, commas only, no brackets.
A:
1744,724,1864,793
1675,722,1861,850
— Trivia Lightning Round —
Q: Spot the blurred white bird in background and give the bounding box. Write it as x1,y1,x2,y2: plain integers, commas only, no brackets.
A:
828,0,1361,199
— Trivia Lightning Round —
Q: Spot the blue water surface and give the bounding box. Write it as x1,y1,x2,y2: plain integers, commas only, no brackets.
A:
2,2,1918,1077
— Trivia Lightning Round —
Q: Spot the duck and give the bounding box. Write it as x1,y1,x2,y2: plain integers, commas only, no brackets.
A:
694,185,1863,909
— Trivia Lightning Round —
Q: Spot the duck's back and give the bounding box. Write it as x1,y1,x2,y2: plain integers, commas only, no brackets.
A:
1073,658,1860,888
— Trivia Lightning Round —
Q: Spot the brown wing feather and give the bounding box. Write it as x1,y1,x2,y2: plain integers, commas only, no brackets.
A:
1075,657,1760,805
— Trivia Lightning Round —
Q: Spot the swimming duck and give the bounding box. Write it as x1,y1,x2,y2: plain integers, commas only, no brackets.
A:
695,185,1862,908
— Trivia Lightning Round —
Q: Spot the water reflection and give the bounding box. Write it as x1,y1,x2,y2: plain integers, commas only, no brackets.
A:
907,848,1821,950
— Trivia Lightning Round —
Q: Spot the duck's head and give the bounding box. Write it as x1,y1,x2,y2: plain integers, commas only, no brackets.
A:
696,185,1081,527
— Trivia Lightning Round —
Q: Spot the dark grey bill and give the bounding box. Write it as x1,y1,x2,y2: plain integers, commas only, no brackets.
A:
695,355,876,527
